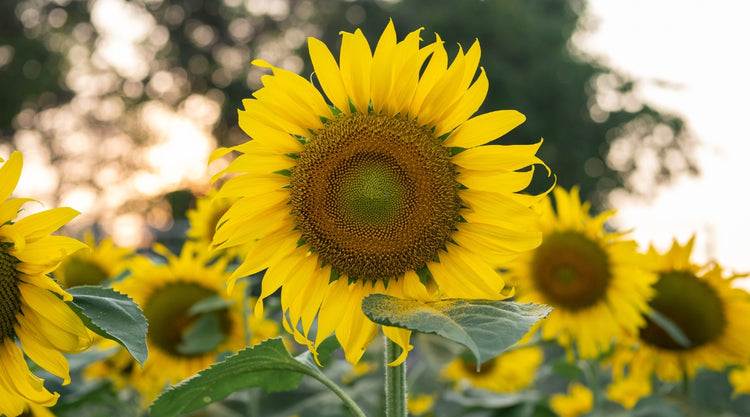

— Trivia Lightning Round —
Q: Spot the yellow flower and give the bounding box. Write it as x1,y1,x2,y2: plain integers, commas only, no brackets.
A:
211,20,549,365
0,151,91,416
606,375,651,409
52,231,132,288
442,346,543,393
407,393,436,416
186,189,246,259
508,186,657,358
615,237,750,382
730,365,750,396
549,382,593,417
109,242,278,405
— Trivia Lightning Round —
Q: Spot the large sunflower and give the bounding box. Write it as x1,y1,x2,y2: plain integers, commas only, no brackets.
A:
53,231,132,288
609,237,750,384
507,186,656,359
211,21,549,364
0,151,92,416
109,241,278,405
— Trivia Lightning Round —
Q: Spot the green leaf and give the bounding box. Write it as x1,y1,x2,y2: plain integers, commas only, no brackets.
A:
150,337,342,417
176,314,225,355
646,309,691,348
362,294,551,366
187,295,234,315
66,285,148,366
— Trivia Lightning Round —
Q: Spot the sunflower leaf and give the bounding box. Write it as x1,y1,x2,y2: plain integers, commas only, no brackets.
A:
66,285,148,366
362,294,551,366
150,337,343,417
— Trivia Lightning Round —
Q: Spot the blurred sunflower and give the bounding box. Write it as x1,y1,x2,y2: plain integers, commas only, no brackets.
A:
610,237,750,383
442,345,543,393
549,382,593,417
0,151,91,416
211,20,549,365
507,186,656,358
730,365,750,396
186,189,246,259
53,231,132,288
109,241,278,405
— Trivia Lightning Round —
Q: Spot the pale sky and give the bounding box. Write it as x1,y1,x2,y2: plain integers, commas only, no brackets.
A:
579,1,750,283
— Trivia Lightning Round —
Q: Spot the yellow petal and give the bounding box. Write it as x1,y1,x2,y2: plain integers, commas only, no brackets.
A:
460,188,540,228
382,326,413,366
0,197,33,226
239,99,309,139
0,381,26,417
10,207,80,243
339,29,373,113
388,28,429,116
435,67,488,135
252,59,333,122
370,20,398,113
236,115,303,154
451,140,545,172
19,283,89,344
457,167,534,193
308,36,349,112
228,224,299,293
0,339,59,405
0,151,22,201
252,243,306,314
430,245,504,298
15,325,71,384
336,284,378,364
17,306,87,353
214,173,288,200
20,273,71,301
315,278,351,351
444,110,526,148
13,236,89,275
410,34,448,115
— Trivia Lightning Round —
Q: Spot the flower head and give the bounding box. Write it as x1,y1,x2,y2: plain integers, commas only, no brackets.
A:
212,21,550,364
53,231,132,288
507,186,656,358
613,237,750,382
0,151,91,416
109,242,278,405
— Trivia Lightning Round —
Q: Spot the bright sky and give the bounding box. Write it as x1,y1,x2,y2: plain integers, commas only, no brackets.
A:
578,1,750,283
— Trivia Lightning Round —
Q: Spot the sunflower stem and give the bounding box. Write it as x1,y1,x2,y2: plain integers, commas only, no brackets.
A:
384,337,407,417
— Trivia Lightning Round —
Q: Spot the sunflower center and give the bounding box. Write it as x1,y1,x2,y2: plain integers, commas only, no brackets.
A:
59,256,109,288
639,270,726,350
290,113,460,280
531,231,611,310
142,282,231,357
0,245,22,341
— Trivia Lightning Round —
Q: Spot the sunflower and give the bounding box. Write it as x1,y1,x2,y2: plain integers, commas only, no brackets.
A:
609,237,750,384
109,241,278,405
507,186,656,359
211,20,549,365
549,382,594,417
442,345,543,393
0,151,92,416
52,231,132,288
186,189,246,259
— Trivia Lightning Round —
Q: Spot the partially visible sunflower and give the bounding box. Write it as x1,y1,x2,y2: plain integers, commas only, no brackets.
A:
549,382,593,417
442,345,543,393
0,151,91,417
507,186,656,359
108,241,278,405
52,231,132,288
186,189,246,259
730,365,750,397
610,237,750,383
211,20,550,365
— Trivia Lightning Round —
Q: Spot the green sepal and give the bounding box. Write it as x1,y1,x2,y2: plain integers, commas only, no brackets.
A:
273,169,292,177
448,146,467,156
329,268,341,283
362,294,551,367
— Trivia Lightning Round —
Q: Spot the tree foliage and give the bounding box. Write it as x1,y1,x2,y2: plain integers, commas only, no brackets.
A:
0,0,697,218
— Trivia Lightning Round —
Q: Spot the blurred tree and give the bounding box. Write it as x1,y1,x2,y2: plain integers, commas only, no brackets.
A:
0,0,697,242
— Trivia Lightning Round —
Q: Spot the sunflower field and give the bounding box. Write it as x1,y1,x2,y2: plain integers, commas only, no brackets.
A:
1,1,748,417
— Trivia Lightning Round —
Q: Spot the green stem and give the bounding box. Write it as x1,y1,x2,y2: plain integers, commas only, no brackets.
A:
384,337,407,417
303,368,369,417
